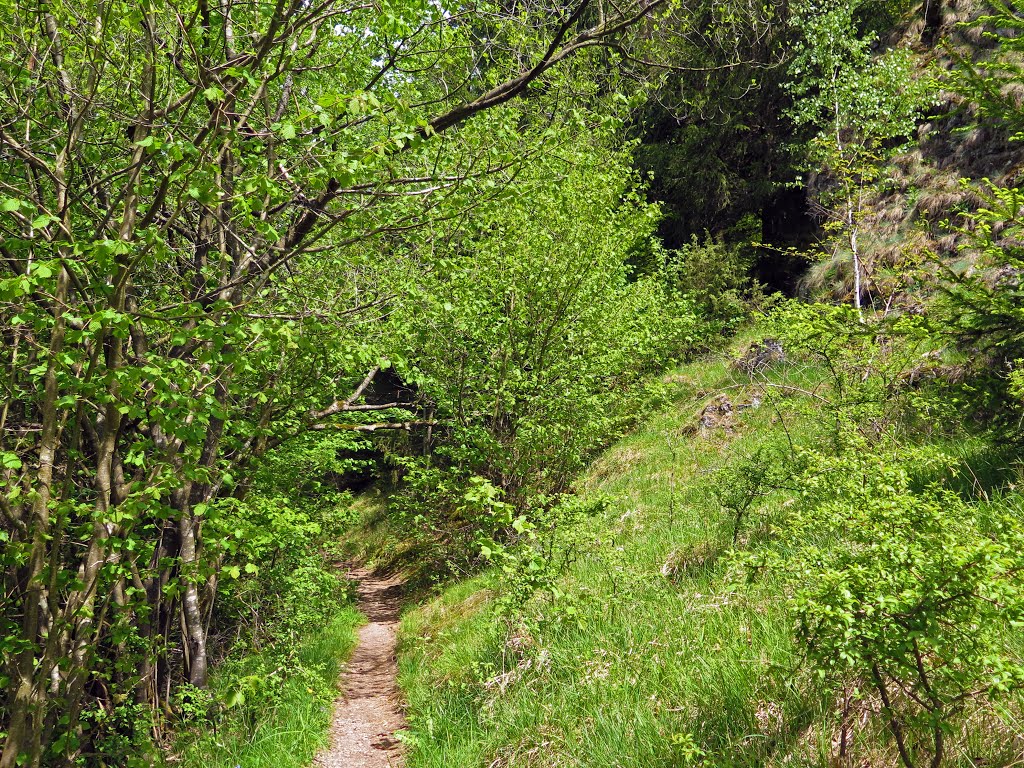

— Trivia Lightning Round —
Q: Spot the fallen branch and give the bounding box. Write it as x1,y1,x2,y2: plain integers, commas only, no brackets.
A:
310,420,438,432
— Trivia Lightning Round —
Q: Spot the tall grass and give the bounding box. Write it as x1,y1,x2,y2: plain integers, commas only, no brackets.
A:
393,347,840,768
389,332,1024,767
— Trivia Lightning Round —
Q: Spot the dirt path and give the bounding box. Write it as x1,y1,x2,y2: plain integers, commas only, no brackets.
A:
315,568,406,768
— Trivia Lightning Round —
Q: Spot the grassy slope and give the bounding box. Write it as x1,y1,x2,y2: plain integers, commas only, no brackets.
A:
394,341,844,768
390,329,1024,768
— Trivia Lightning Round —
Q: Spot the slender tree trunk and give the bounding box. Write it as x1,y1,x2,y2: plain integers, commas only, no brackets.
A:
1,266,69,768
833,81,863,320
179,508,209,687
922,0,942,45
847,196,862,315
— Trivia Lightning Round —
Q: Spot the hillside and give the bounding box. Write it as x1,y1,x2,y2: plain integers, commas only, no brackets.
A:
380,321,1024,767
799,0,1024,306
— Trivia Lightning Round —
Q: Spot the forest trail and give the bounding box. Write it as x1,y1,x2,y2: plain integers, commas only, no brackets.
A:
314,568,406,768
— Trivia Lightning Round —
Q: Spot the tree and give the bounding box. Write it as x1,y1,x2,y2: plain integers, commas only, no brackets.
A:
786,0,930,313
0,0,669,763
949,0,1024,138
631,0,795,254
400,134,700,510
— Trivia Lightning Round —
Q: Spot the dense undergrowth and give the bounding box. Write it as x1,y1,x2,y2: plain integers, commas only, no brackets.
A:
168,441,365,768
175,605,360,768
351,309,1024,768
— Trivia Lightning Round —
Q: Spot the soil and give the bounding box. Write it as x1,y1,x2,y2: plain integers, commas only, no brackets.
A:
314,568,407,768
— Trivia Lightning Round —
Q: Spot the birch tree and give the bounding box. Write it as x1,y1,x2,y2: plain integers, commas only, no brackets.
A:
786,0,929,314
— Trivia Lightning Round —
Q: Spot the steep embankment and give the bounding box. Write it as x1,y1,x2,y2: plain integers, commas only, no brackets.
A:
804,0,1024,305
389,339,822,768
383,328,1024,768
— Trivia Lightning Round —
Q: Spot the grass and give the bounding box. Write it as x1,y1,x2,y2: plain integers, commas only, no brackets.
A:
338,491,438,580
386,331,1024,768
392,342,839,768
174,604,362,768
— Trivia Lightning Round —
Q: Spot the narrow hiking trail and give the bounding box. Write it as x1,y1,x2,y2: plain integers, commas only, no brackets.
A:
315,569,406,768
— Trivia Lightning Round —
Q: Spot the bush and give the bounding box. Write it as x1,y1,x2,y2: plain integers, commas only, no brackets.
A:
774,432,1024,768
764,299,938,430
664,232,758,328
391,147,709,561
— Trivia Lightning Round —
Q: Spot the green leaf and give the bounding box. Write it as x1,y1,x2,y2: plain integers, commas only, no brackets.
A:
1,453,22,470
31,262,53,279
224,688,245,708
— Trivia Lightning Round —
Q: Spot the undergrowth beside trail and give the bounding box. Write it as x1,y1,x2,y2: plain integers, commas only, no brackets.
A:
382,323,1024,768
170,481,366,768
174,605,361,768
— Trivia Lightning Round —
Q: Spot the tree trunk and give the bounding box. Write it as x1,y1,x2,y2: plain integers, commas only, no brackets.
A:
922,0,942,45
1,267,70,768
179,510,209,687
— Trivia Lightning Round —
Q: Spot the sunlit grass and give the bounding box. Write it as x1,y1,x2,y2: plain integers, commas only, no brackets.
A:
393,338,836,768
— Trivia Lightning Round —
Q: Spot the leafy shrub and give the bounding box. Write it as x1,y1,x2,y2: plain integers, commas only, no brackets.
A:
205,432,365,656
465,478,609,613
664,232,758,329
713,438,804,545
774,433,1024,768
765,299,937,429
76,703,157,768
